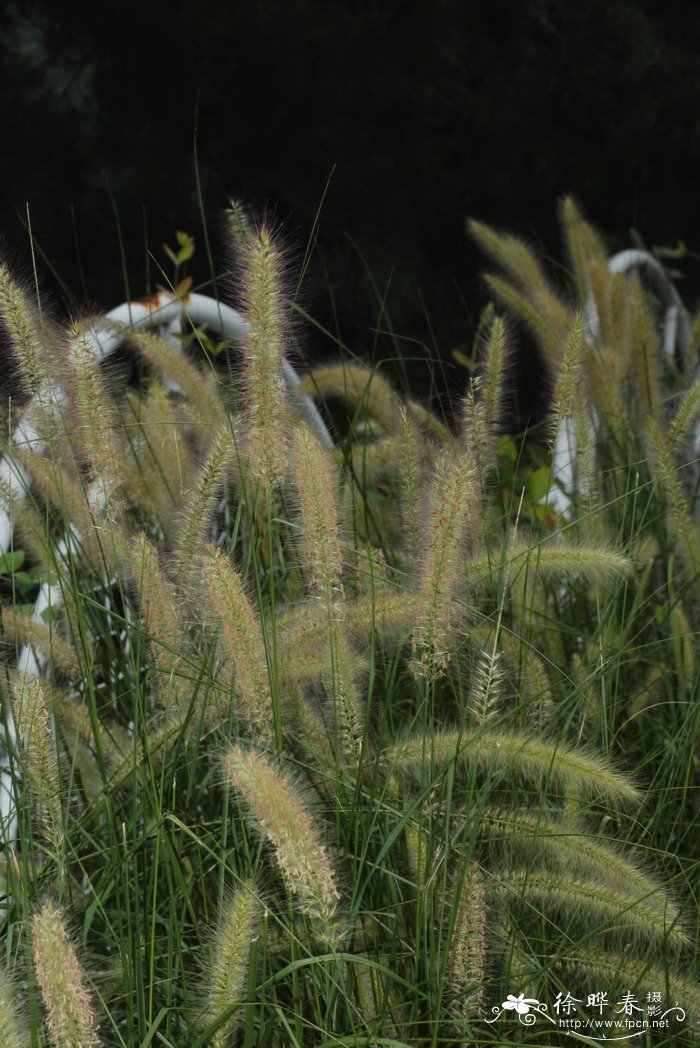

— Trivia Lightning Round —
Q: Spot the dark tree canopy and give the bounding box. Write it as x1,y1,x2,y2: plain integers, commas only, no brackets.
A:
1,0,699,418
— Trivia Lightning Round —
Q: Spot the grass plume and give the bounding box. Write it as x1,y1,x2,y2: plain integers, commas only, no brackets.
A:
238,224,290,488
200,544,273,738
200,879,258,1046
224,745,341,936
31,901,100,1048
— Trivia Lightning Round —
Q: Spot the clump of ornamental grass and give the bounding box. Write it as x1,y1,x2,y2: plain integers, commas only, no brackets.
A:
470,198,699,571
0,210,696,1046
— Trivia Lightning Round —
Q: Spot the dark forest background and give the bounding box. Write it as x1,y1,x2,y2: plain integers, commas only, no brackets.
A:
2,0,700,422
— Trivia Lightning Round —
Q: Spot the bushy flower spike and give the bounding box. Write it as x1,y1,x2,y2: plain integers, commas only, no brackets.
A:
447,862,488,1015
298,362,449,440
0,263,63,439
468,219,570,364
3,607,80,678
65,323,125,519
173,424,232,593
466,540,631,590
11,673,62,851
0,975,30,1048
128,330,227,441
226,198,252,257
291,423,365,756
120,532,189,712
398,407,422,557
559,196,609,301
12,451,104,567
499,869,689,948
470,315,509,476
291,423,344,603
32,901,100,1048
201,880,258,1046
298,362,404,434
411,448,478,675
238,223,289,488
388,727,640,806
200,545,273,738
225,745,340,934
468,648,503,724
550,313,585,434
124,383,196,536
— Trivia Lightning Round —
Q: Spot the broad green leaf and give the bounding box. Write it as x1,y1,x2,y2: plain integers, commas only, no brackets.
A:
527,465,553,501
0,550,25,573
